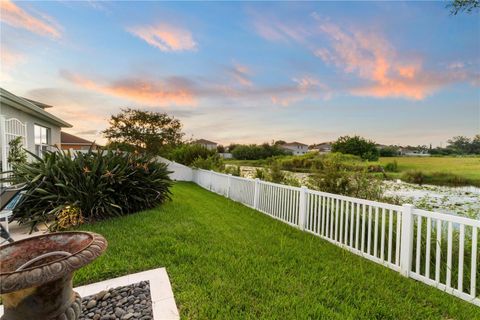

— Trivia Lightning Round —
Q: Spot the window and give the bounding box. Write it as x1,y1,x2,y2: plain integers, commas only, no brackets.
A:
34,124,50,156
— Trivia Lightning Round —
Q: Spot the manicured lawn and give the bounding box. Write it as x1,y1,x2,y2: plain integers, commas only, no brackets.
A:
76,182,479,319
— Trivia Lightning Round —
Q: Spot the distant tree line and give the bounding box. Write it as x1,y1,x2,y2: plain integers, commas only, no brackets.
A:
431,135,480,155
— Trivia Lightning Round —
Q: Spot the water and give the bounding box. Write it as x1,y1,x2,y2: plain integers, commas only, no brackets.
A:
233,165,480,219
384,180,480,219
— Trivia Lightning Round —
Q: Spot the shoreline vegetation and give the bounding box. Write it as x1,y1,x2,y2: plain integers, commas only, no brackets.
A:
225,155,480,188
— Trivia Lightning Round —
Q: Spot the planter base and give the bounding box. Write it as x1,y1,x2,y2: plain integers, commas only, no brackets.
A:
1,274,82,320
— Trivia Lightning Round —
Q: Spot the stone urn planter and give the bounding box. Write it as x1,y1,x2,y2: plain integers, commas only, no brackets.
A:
0,232,107,320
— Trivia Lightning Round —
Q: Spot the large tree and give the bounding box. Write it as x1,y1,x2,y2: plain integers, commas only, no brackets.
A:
447,136,472,154
331,135,379,161
103,108,184,155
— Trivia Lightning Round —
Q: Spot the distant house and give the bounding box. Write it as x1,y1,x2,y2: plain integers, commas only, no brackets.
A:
194,139,218,151
281,142,308,155
309,142,332,154
399,147,430,157
61,132,98,151
0,88,72,171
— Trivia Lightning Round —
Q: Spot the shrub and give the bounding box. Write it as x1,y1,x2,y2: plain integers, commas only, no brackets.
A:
308,154,384,201
269,161,285,183
8,149,172,230
232,143,290,160
384,161,398,172
223,165,241,177
402,170,426,185
254,168,266,180
168,144,216,166
191,154,224,171
7,136,27,167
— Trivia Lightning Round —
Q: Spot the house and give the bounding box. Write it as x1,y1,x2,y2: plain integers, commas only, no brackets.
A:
399,147,431,157
193,139,218,151
309,142,332,154
0,88,72,171
61,132,98,151
281,142,308,155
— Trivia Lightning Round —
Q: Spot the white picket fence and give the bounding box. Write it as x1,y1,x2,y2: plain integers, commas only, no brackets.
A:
161,159,479,307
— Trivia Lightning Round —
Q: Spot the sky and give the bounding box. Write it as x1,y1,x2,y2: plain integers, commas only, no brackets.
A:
0,1,479,147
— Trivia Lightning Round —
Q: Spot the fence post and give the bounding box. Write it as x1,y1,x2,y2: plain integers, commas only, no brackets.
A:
298,186,308,230
253,178,260,209
227,174,232,198
209,170,214,191
400,204,414,277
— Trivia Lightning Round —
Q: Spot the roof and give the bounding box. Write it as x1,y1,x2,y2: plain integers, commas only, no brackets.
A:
0,88,72,128
283,141,308,147
61,132,94,145
309,142,332,149
23,98,53,109
194,139,218,145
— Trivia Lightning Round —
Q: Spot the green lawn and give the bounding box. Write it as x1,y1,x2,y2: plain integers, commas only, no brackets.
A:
75,182,479,319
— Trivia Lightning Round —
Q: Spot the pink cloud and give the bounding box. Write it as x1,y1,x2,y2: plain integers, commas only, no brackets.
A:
60,70,197,107
127,23,196,52
0,0,61,39
313,18,464,100
229,63,253,86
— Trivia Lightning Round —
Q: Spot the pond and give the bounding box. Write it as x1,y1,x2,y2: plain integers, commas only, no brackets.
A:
233,165,480,219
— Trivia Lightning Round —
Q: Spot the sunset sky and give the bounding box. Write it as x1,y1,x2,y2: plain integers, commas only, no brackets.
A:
1,1,479,146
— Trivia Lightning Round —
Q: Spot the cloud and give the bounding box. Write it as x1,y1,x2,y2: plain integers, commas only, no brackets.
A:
313,17,480,100
0,46,26,81
227,63,253,86
0,0,61,39
252,13,477,100
1,47,24,67
60,66,332,108
127,23,196,52
60,70,196,107
252,13,309,43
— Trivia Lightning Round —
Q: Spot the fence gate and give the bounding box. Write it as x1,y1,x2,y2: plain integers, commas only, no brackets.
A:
0,116,27,173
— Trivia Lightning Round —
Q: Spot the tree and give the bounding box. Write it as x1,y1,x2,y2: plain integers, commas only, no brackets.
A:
274,140,286,146
447,136,471,154
379,146,399,157
331,135,379,161
448,0,479,14
103,108,184,155
471,134,480,154
216,145,225,153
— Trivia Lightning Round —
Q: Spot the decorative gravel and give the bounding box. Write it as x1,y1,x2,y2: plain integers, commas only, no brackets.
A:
79,281,153,320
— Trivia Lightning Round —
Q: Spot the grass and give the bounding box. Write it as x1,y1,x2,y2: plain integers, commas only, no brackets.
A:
377,157,480,187
226,156,480,187
75,182,479,319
